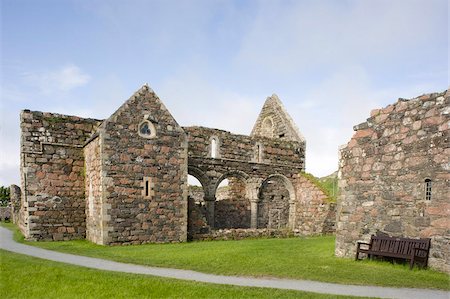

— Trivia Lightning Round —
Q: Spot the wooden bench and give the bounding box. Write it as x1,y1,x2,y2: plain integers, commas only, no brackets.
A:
355,235,431,269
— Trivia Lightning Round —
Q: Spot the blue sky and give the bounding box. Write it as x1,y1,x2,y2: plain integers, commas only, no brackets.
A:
1,0,448,186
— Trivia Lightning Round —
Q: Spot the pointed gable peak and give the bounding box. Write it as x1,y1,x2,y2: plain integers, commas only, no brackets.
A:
99,84,182,134
270,93,280,100
251,94,305,143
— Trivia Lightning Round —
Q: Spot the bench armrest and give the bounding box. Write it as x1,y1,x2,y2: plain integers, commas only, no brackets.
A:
413,247,428,251
356,242,371,249
412,247,429,254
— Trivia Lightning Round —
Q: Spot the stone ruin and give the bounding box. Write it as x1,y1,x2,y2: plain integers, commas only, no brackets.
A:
9,82,448,273
11,85,335,245
336,89,449,273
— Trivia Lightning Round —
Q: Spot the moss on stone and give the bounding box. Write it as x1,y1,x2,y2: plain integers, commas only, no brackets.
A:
44,116,67,124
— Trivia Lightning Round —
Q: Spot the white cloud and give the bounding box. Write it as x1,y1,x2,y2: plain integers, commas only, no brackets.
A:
0,108,21,186
157,71,261,135
23,64,91,95
235,0,445,74
292,65,445,177
1,0,446,185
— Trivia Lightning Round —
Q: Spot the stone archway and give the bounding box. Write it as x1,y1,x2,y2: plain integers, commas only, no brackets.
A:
257,174,296,229
213,171,251,229
187,167,212,239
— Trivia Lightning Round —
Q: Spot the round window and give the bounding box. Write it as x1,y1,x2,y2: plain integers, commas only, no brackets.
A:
138,120,156,139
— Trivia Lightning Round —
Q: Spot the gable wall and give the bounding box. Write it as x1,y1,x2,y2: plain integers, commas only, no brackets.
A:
251,95,304,142
99,87,188,244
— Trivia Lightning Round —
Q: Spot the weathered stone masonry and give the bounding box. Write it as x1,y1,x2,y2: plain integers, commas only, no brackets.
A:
185,124,305,233
336,90,449,273
83,87,188,245
13,86,335,245
19,111,99,241
184,94,334,239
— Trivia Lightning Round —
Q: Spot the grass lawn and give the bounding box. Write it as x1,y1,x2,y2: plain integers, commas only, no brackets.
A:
0,250,363,299
2,223,449,290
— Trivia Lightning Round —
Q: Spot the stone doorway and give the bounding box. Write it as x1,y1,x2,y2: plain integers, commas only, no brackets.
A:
257,175,293,229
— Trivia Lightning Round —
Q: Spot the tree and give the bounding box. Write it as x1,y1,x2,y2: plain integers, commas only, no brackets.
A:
0,186,10,207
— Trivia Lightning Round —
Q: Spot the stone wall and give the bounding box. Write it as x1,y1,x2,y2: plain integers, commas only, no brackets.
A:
185,126,305,168
184,122,335,239
336,90,449,273
185,123,306,235
0,206,11,221
97,86,188,245
84,137,105,244
187,196,209,240
258,177,291,229
215,178,250,229
192,228,294,241
17,86,336,246
293,175,336,235
10,185,22,227
189,186,205,203
20,110,100,240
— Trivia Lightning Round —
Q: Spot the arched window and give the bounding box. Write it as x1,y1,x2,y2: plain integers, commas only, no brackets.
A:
211,137,218,158
256,144,261,162
255,143,263,162
424,179,432,201
262,117,274,138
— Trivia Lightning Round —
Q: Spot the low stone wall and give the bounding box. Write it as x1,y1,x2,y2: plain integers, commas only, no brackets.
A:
293,175,336,234
0,206,11,221
187,197,209,240
192,228,294,241
9,184,26,234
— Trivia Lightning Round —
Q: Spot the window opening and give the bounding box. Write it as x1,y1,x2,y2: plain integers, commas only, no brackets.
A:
138,120,156,139
140,122,151,135
255,143,262,162
142,177,155,199
211,138,218,158
424,179,432,201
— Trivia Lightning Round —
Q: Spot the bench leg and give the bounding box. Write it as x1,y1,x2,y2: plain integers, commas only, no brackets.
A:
409,258,414,270
355,250,359,261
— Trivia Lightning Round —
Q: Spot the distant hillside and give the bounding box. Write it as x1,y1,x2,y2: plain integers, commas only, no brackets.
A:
318,171,338,200
319,171,338,181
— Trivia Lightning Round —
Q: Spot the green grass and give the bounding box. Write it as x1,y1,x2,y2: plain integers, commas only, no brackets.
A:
2,222,449,290
0,250,361,299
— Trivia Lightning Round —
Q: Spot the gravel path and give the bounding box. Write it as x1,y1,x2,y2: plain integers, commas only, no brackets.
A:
1,227,448,299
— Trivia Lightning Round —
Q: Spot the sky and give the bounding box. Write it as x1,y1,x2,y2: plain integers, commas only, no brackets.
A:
0,0,448,186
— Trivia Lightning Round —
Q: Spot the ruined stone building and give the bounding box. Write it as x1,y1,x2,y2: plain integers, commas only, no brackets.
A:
336,89,449,273
12,85,335,245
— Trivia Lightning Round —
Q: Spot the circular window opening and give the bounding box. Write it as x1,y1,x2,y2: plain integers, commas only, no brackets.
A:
138,120,156,139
